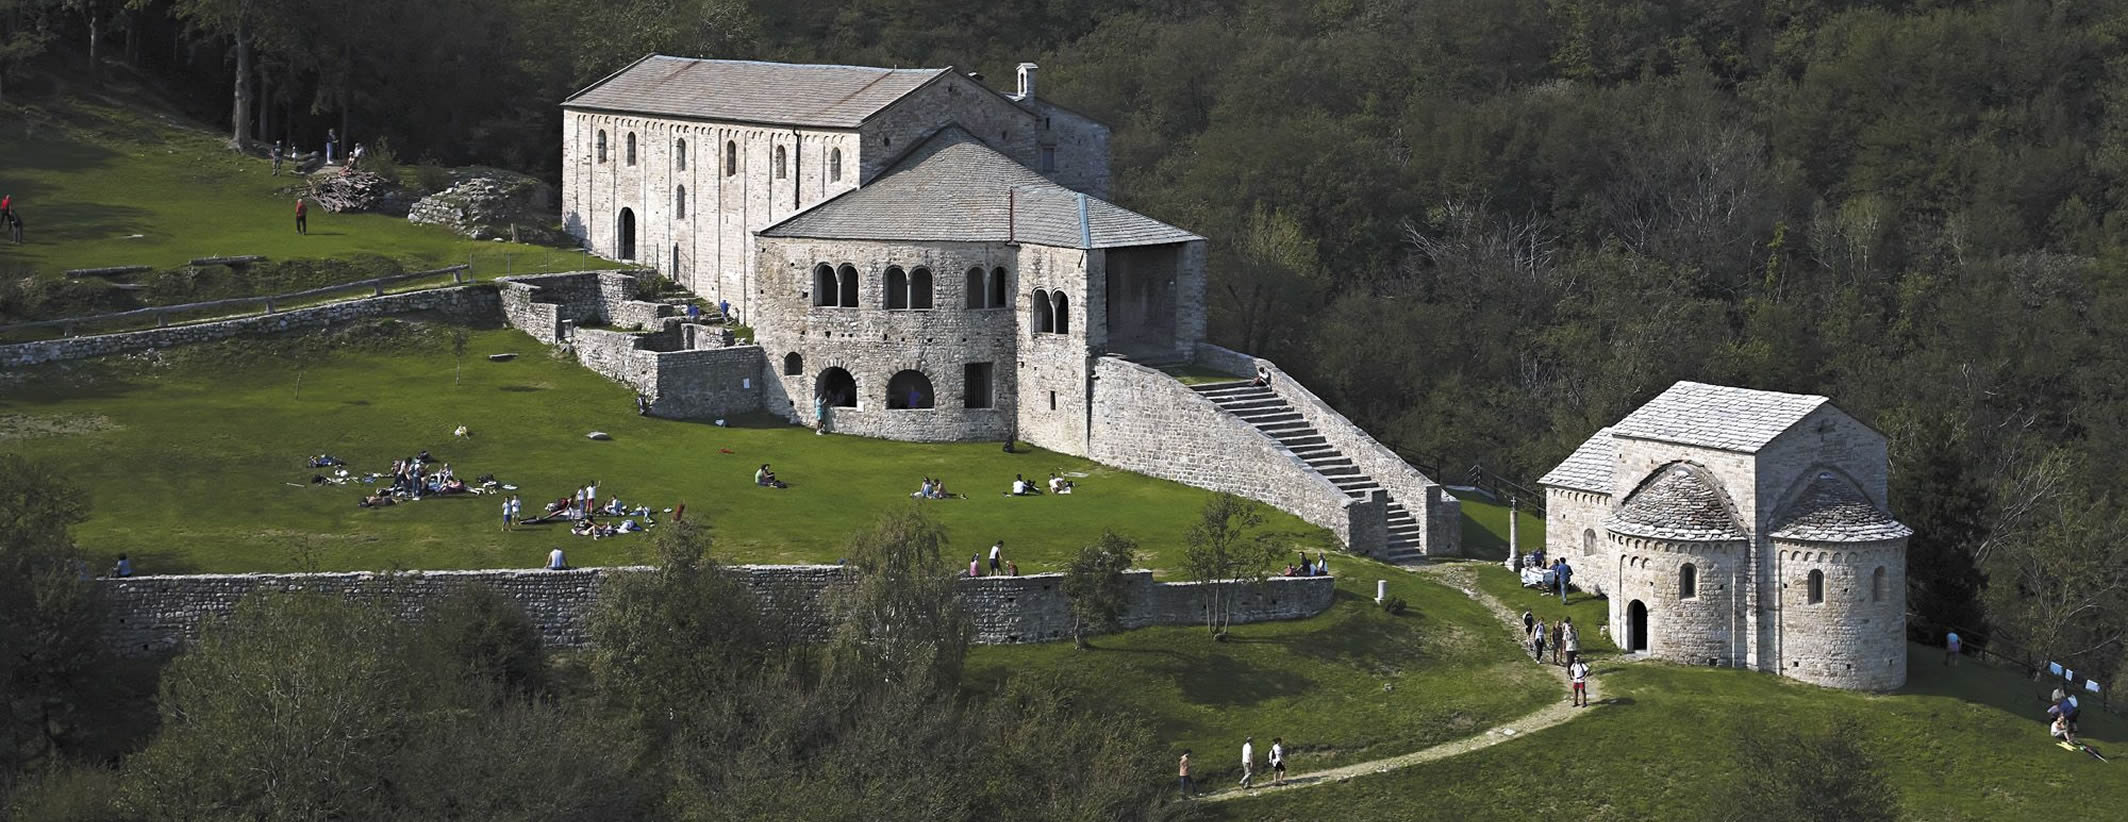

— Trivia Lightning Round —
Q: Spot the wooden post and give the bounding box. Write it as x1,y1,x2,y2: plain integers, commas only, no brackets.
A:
264,298,275,314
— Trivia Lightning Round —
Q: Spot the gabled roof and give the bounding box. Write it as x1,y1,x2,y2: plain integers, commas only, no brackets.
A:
563,56,949,129
1539,427,1615,494
758,127,1201,249
1611,381,1830,454
1770,472,1913,543
1606,464,1747,542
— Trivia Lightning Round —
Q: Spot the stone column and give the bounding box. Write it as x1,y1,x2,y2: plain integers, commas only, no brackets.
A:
1505,495,1520,569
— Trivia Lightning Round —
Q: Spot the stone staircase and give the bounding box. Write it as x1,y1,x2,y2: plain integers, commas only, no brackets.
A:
1190,381,1427,563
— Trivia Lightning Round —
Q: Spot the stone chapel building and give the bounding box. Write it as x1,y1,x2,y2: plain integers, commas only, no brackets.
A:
1539,382,1911,690
545,56,1460,561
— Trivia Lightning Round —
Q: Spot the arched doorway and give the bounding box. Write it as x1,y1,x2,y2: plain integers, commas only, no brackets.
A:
1627,599,1649,653
617,208,637,260
886,370,935,409
815,367,856,408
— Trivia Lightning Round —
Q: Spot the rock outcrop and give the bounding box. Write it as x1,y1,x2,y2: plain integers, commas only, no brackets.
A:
307,170,414,216
408,167,560,243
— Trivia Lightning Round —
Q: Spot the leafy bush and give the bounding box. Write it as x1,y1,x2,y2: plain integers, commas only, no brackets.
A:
1381,595,1408,615
414,164,454,195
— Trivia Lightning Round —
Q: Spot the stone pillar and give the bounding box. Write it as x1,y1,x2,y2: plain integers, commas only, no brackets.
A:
1376,579,1387,604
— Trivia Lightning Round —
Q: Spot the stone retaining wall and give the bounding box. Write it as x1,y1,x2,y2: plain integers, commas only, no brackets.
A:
0,286,502,368
99,565,1335,657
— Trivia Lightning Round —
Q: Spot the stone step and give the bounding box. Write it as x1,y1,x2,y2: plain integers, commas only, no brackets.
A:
1302,456,1354,470
1227,400,1293,415
1386,525,1424,539
1314,464,1362,478
1282,434,1328,448
1259,420,1316,435
1198,386,1274,401
1237,411,1303,426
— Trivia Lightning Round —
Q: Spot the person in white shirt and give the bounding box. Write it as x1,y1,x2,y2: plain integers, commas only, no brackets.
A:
989,541,1003,575
1569,659,1591,707
1239,737,1255,789
1269,737,1287,784
547,547,567,571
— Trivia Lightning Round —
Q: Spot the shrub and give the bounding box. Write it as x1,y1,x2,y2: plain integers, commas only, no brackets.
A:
1380,595,1408,615
415,164,454,195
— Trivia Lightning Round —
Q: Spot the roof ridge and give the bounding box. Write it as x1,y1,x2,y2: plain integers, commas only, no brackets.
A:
642,55,949,74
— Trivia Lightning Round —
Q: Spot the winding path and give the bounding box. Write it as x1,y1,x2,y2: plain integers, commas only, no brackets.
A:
1198,562,1595,804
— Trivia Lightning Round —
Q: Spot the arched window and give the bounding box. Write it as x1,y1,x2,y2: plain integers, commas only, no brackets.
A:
884,266,909,309
725,141,737,177
990,267,1007,308
1583,529,1597,556
886,370,935,409
596,130,608,163
812,264,837,307
676,139,688,171
837,264,858,308
1871,566,1886,602
783,352,803,376
816,367,856,408
774,145,787,179
1806,569,1825,605
964,267,985,309
1032,288,1054,333
1052,292,1070,335
829,148,843,182
625,132,637,165
910,267,933,309
675,185,687,219
1679,563,1697,599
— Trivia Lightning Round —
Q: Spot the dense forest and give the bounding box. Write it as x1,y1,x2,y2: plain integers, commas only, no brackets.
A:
4,0,2127,710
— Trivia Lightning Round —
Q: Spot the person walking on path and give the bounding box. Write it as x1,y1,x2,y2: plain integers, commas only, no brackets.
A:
1532,618,1549,663
294,198,308,235
1269,737,1287,785
1551,619,1565,665
1945,630,1961,666
1239,737,1256,789
1177,750,1193,798
1569,658,1591,707
1522,609,1535,639
1562,617,1580,666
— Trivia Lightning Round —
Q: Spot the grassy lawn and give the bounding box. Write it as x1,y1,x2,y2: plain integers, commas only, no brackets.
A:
1454,490,1546,562
0,321,1335,574
1208,647,2127,820
1156,363,1246,386
965,558,1555,785
0,81,592,282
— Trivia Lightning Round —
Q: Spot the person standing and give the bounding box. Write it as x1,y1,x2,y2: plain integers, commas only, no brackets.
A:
1551,618,1565,665
6,209,21,244
1,192,11,220
989,540,1004,575
1556,558,1574,602
719,298,732,323
294,198,308,235
1569,657,1591,707
1522,609,1535,640
1239,737,1255,789
1177,750,1193,798
271,141,284,175
501,495,515,531
1269,737,1287,785
1945,630,1961,667
1562,617,1580,666
325,128,339,164
1532,618,1549,663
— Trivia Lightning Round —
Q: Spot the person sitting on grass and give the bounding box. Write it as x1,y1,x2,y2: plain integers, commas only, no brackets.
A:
968,555,982,577
2052,713,2078,747
1048,472,1075,494
913,478,934,499
359,492,394,508
547,547,568,571
756,464,788,488
1007,474,1038,496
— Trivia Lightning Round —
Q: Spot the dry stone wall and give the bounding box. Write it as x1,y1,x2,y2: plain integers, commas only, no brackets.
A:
98,565,1333,657
0,286,501,368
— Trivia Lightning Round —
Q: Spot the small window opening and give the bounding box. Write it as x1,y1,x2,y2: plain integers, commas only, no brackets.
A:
725,141,737,177
625,132,637,165
676,139,688,171
775,145,788,179
1679,563,1697,600
1807,569,1825,605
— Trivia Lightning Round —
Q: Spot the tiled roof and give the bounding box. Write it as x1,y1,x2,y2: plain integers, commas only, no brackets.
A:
759,127,1201,249
1770,472,1913,543
1605,464,1747,542
1611,381,1829,454
563,56,947,128
1539,427,1615,494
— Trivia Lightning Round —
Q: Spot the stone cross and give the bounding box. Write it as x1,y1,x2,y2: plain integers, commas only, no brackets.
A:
1505,495,1520,569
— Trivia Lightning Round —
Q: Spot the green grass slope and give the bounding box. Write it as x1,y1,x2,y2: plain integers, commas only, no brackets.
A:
966,559,1554,786
0,80,588,282
0,322,1335,574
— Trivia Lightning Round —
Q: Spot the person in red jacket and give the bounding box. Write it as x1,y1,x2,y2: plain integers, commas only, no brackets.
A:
294,198,308,235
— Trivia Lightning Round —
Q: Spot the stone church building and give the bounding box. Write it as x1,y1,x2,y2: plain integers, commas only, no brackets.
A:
543,56,1462,562
1540,382,1911,690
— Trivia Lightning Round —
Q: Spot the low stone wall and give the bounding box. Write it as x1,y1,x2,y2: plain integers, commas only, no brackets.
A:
98,564,1335,656
0,286,501,368
1199,344,1462,557
647,346,767,419
1089,355,1363,546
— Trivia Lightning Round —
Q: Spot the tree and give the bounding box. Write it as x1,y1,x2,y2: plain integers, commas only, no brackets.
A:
1062,530,1136,649
1181,493,1283,638
1984,492,2128,682
1726,719,1899,822
0,454,106,786
829,505,970,690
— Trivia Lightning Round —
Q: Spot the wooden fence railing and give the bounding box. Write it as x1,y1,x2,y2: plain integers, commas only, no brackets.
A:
0,265,472,336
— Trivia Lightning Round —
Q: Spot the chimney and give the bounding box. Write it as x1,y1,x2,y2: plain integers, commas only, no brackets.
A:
1015,62,1039,101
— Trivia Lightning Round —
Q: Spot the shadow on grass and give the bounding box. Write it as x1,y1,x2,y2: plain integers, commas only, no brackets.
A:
496,384,548,392
25,201,159,245
1172,651,1313,708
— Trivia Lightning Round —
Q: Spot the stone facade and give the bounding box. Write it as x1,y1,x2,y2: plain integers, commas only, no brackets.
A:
0,285,501,368
98,565,1334,657
1538,381,1910,691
